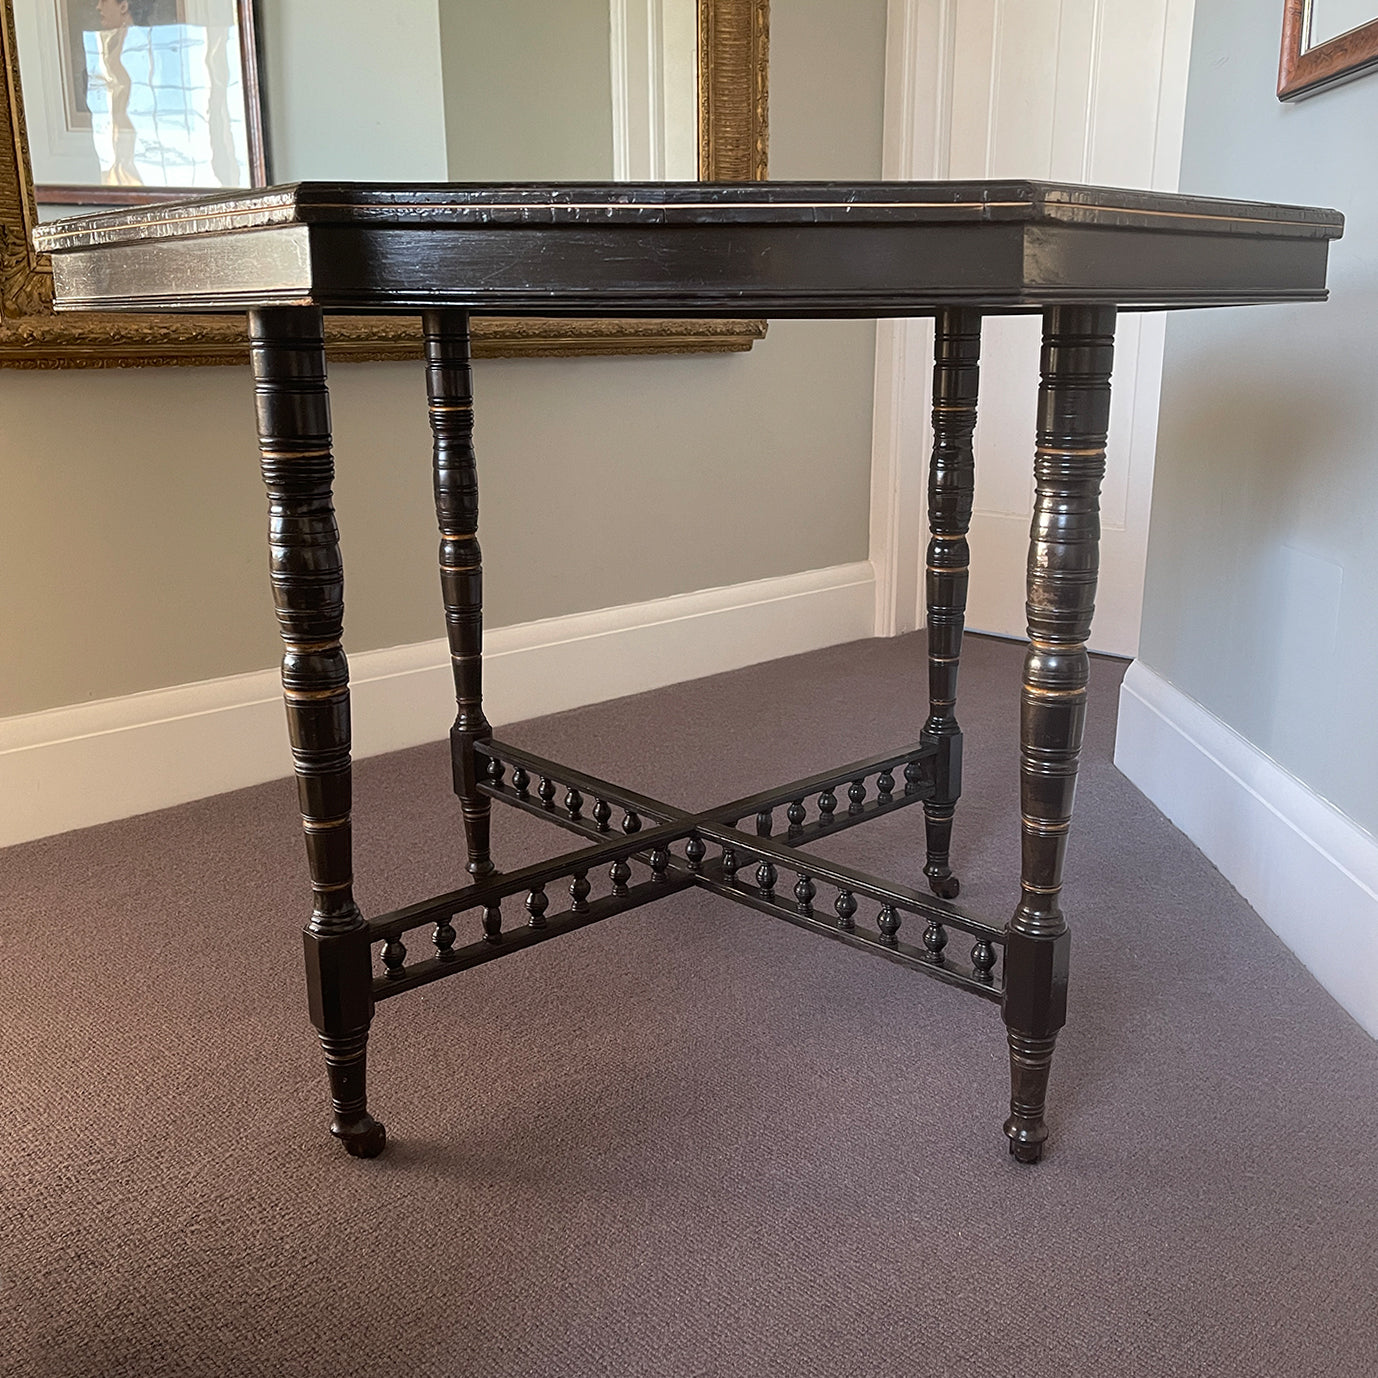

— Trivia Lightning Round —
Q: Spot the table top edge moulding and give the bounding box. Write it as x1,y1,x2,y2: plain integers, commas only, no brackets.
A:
34,180,1344,319
32,179,1346,241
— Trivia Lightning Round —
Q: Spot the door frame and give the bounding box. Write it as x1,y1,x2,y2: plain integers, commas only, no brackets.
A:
869,0,1197,649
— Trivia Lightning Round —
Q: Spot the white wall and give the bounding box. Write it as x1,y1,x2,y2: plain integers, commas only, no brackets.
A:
1140,0,1378,835
1117,0,1378,1035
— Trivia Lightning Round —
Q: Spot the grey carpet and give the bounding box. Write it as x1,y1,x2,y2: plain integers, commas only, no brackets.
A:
2,632,1375,1378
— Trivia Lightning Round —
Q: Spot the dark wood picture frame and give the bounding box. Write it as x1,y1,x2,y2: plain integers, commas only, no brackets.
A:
1279,0,1378,99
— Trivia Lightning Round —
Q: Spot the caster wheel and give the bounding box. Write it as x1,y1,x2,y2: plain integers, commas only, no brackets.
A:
929,873,961,900
333,1113,387,1158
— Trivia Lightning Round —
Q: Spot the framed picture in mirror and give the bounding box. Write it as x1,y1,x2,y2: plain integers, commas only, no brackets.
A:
1279,0,1378,99
16,0,265,204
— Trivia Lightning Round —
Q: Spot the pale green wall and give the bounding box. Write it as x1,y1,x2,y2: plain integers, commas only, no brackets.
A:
0,0,887,719
439,0,615,181
258,0,449,180
1142,0,1378,832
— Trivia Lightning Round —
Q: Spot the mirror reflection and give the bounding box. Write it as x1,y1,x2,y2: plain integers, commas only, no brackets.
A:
18,0,700,222
1307,0,1377,47
16,0,260,205
2,0,766,365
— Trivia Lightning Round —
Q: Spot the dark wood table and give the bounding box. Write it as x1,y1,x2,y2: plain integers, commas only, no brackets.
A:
36,181,1344,1163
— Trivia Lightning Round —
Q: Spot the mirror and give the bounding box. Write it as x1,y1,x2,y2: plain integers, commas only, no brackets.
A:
1307,0,1378,46
1279,0,1378,99
258,0,699,187
1,0,769,365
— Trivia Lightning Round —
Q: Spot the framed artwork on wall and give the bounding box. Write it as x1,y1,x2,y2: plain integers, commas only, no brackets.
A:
1279,0,1378,99
14,0,265,203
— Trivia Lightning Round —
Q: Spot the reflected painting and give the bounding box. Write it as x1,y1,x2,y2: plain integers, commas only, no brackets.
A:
16,0,263,202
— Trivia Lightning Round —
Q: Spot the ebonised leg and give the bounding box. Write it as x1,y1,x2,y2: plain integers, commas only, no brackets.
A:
1003,304,1114,1164
922,309,981,900
249,307,385,1159
423,310,495,879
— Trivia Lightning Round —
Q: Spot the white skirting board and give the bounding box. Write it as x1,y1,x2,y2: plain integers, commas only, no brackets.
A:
1114,660,1378,1038
0,562,876,850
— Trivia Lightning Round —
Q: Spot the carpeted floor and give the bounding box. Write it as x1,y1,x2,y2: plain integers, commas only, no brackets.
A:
2,632,1375,1378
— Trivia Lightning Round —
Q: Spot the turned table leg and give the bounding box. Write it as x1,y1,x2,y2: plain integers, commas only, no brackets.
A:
1003,304,1115,1164
249,306,385,1159
921,308,981,900
424,311,495,879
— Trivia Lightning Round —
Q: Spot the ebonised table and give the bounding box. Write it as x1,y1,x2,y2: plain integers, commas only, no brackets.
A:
36,181,1343,1163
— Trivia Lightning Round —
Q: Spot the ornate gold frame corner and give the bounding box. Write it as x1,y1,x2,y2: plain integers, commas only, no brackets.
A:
0,0,768,368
